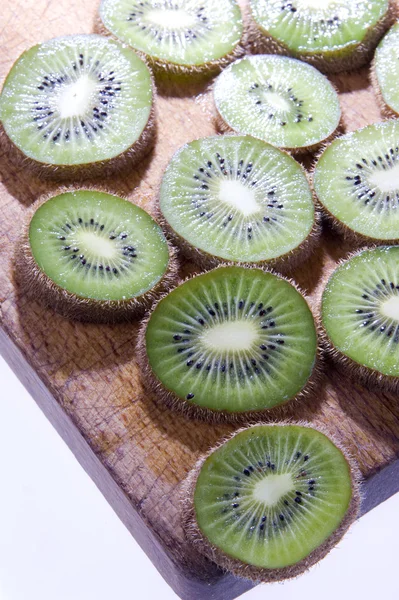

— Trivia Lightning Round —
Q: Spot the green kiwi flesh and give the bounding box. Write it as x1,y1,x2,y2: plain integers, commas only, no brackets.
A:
321,246,399,384
18,190,175,322
183,423,360,581
313,120,399,242
247,0,395,73
0,35,154,176
98,0,243,74
213,55,341,153
372,21,399,117
159,135,317,267
139,265,318,420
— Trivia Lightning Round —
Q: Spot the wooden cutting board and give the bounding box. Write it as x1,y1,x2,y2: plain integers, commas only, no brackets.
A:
1,2,399,598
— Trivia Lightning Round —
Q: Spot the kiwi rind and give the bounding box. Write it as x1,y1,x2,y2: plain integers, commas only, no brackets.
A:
318,246,399,393
15,189,179,323
156,143,322,272
244,0,398,74
95,9,244,81
137,264,322,423
181,421,361,582
0,40,156,180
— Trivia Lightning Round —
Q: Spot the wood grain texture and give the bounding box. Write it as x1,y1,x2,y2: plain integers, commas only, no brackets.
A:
0,2,399,599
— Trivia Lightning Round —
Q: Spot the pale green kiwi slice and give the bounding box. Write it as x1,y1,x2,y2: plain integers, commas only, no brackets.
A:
214,55,341,152
159,135,316,266
373,21,399,117
142,265,318,419
314,120,399,241
0,35,153,174
184,423,359,581
99,0,243,72
322,246,399,380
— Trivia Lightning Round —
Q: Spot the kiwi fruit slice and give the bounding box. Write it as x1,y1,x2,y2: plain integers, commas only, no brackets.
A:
138,265,318,421
246,0,396,74
321,246,399,389
98,0,243,77
213,55,341,154
313,120,399,243
0,35,154,178
159,134,318,269
372,21,399,118
17,190,177,322
182,422,360,582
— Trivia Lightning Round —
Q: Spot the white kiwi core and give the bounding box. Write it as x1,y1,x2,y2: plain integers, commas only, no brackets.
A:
218,179,260,216
76,231,117,259
296,0,341,9
57,74,97,119
146,8,197,29
201,320,258,351
264,91,291,112
369,162,399,193
381,296,399,321
253,473,294,506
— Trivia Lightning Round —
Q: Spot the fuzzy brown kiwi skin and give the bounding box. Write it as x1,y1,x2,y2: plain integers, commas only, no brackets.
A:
15,188,179,324
317,247,399,393
136,263,323,424
94,12,245,83
181,421,362,583
370,57,399,120
311,143,399,247
0,84,156,181
244,0,398,75
155,150,322,273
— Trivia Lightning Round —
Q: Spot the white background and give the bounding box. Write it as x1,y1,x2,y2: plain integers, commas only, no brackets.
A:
0,355,398,600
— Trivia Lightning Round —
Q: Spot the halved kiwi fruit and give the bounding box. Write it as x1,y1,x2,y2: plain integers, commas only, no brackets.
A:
246,0,396,74
371,20,399,118
98,0,243,77
213,55,341,154
0,35,154,178
138,265,319,421
313,120,399,243
321,246,399,390
17,190,177,322
159,134,319,269
182,422,360,582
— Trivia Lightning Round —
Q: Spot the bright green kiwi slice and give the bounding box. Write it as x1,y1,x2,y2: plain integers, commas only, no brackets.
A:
99,0,243,72
0,35,153,174
248,0,392,72
322,246,399,380
159,135,316,266
184,423,359,580
142,266,318,418
373,21,399,117
314,120,399,241
214,55,341,152
21,190,173,321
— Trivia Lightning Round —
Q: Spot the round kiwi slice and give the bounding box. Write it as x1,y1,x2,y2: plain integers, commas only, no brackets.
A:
247,0,396,74
138,265,318,420
159,135,318,269
313,120,399,243
213,55,341,154
98,0,243,77
182,423,360,582
321,246,399,389
17,190,177,322
0,35,154,178
372,21,399,118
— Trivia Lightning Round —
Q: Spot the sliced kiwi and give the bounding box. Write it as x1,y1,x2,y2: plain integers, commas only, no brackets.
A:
98,0,243,77
372,21,399,118
159,135,318,269
182,423,360,582
213,55,341,154
321,246,399,389
138,265,318,420
0,35,154,178
247,0,396,74
313,120,399,243
17,190,176,322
